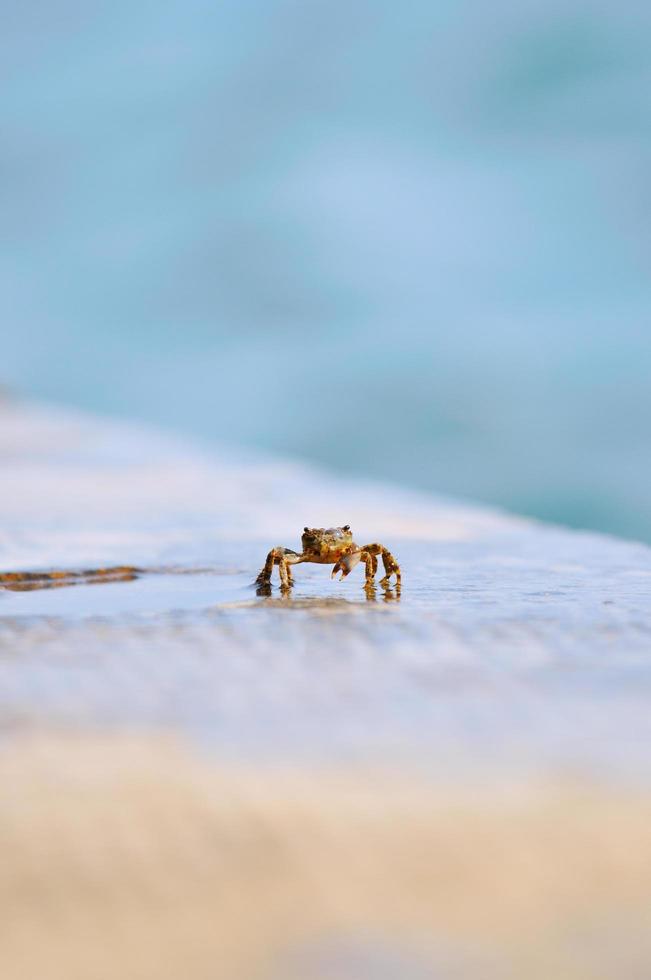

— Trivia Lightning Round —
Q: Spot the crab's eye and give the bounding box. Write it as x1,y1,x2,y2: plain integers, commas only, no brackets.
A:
343,525,350,532
304,527,310,533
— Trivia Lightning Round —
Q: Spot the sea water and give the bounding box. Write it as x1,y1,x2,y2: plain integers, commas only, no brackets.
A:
2,0,651,540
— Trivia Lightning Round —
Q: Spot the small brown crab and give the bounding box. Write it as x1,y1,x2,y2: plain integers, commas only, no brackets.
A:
255,525,401,591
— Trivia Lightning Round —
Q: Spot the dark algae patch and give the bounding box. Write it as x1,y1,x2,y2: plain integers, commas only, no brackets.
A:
0,567,143,591
0,565,222,593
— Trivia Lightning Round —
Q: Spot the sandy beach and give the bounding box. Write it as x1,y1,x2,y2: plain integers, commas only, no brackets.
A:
2,401,651,979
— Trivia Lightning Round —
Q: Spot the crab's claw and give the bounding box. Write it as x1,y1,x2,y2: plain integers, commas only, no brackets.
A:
332,550,363,581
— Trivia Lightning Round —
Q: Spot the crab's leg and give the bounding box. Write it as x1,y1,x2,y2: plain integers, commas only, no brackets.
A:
359,543,401,588
256,548,280,586
278,555,294,589
254,547,293,586
283,551,305,588
364,554,378,586
256,548,304,588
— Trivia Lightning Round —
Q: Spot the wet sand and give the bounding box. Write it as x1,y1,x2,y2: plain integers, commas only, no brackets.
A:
2,402,651,978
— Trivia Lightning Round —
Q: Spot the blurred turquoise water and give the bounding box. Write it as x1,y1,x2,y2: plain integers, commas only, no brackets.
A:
2,1,650,540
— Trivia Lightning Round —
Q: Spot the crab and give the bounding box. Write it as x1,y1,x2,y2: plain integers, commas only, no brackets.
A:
255,525,401,591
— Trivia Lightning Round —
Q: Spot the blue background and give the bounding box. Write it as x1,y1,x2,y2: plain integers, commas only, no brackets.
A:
3,1,650,540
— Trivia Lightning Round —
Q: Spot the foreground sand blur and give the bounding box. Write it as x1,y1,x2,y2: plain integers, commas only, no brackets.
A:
2,734,650,980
